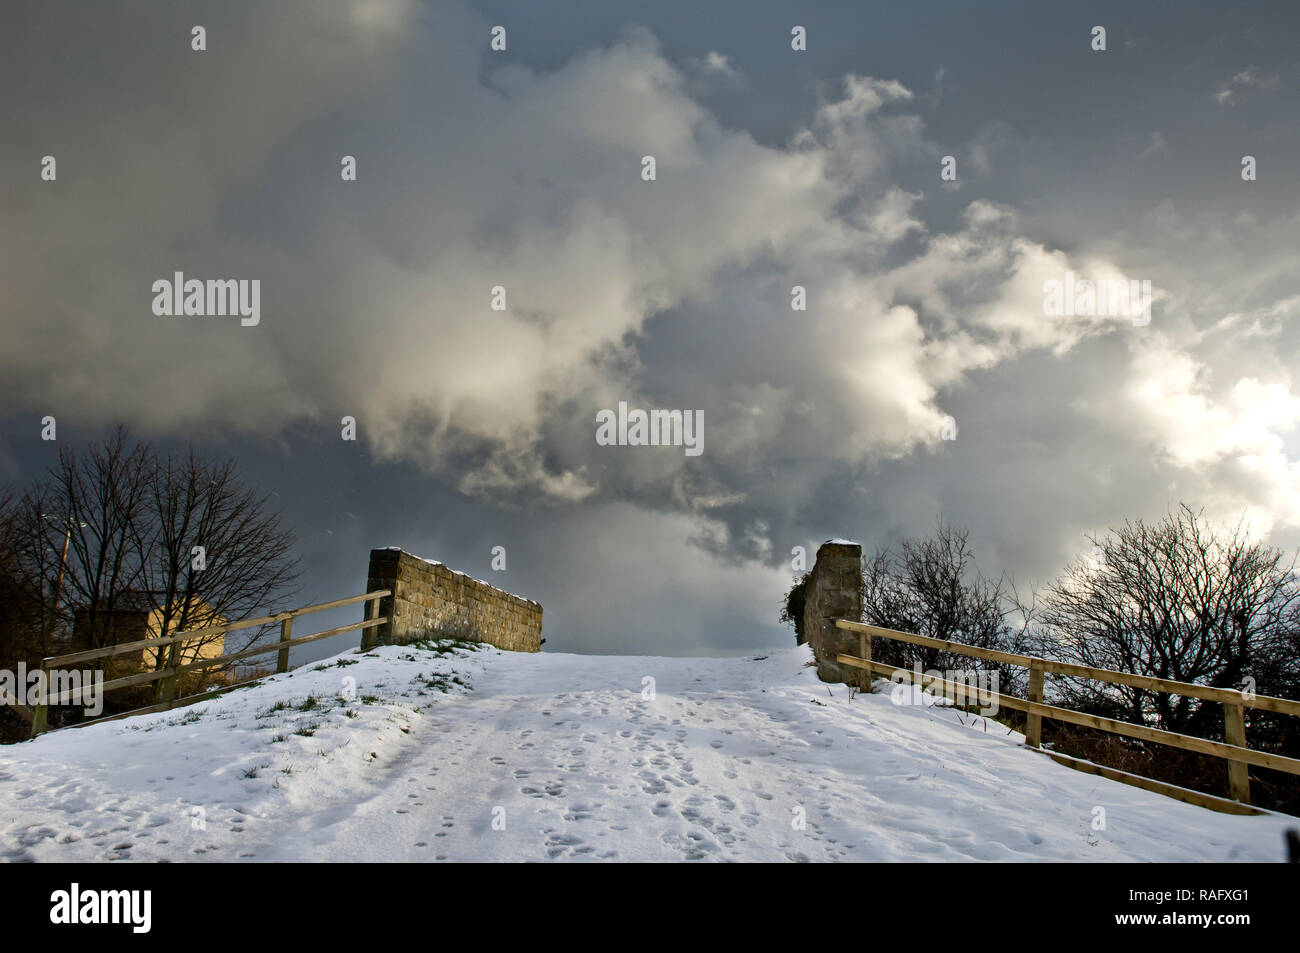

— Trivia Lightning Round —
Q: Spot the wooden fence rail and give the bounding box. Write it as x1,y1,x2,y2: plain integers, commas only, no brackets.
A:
29,589,391,737
834,619,1300,815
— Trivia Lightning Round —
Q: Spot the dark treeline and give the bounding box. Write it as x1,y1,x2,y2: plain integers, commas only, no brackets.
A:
0,428,300,735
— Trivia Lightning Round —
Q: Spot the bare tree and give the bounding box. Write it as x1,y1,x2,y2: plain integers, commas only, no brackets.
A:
1038,505,1300,738
139,448,301,671
9,429,300,692
861,522,1032,695
0,489,44,669
28,427,153,655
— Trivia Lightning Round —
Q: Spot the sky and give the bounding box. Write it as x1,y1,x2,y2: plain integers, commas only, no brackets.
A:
2,1,1300,658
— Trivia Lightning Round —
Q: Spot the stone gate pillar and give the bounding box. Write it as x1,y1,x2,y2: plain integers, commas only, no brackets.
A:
802,540,863,683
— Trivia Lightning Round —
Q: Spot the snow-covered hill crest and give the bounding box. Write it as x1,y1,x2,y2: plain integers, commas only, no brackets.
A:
0,642,1291,862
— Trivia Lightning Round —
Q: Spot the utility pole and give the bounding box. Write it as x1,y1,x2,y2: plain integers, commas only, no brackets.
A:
51,519,71,623
41,514,80,651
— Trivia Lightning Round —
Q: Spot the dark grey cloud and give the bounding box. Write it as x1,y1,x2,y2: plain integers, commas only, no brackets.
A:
2,1,1299,656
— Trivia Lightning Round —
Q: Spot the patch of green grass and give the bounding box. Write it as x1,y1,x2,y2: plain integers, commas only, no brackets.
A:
415,670,473,694
312,656,360,672
411,637,481,656
255,700,290,719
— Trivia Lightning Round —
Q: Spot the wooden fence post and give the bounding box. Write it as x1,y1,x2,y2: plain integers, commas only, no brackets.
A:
30,660,49,737
1025,661,1045,749
360,595,381,650
1223,701,1251,804
157,642,180,707
276,617,294,674
857,631,872,692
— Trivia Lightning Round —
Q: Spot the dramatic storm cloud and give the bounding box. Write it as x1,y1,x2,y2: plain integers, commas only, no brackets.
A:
2,0,1299,653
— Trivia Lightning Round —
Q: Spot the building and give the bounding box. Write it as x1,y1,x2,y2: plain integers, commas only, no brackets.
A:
68,592,227,681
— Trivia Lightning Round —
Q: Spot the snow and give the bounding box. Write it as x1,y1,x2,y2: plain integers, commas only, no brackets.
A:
379,547,539,605
0,642,1291,862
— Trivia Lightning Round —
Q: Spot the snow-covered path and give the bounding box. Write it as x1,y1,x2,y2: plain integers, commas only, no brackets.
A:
0,642,1292,862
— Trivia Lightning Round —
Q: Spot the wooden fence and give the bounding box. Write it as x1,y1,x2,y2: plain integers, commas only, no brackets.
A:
834,619,1300,816
29,589,391,737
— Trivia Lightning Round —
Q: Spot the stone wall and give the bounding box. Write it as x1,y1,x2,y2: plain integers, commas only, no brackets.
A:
802,540,863,683
362,548,542,652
